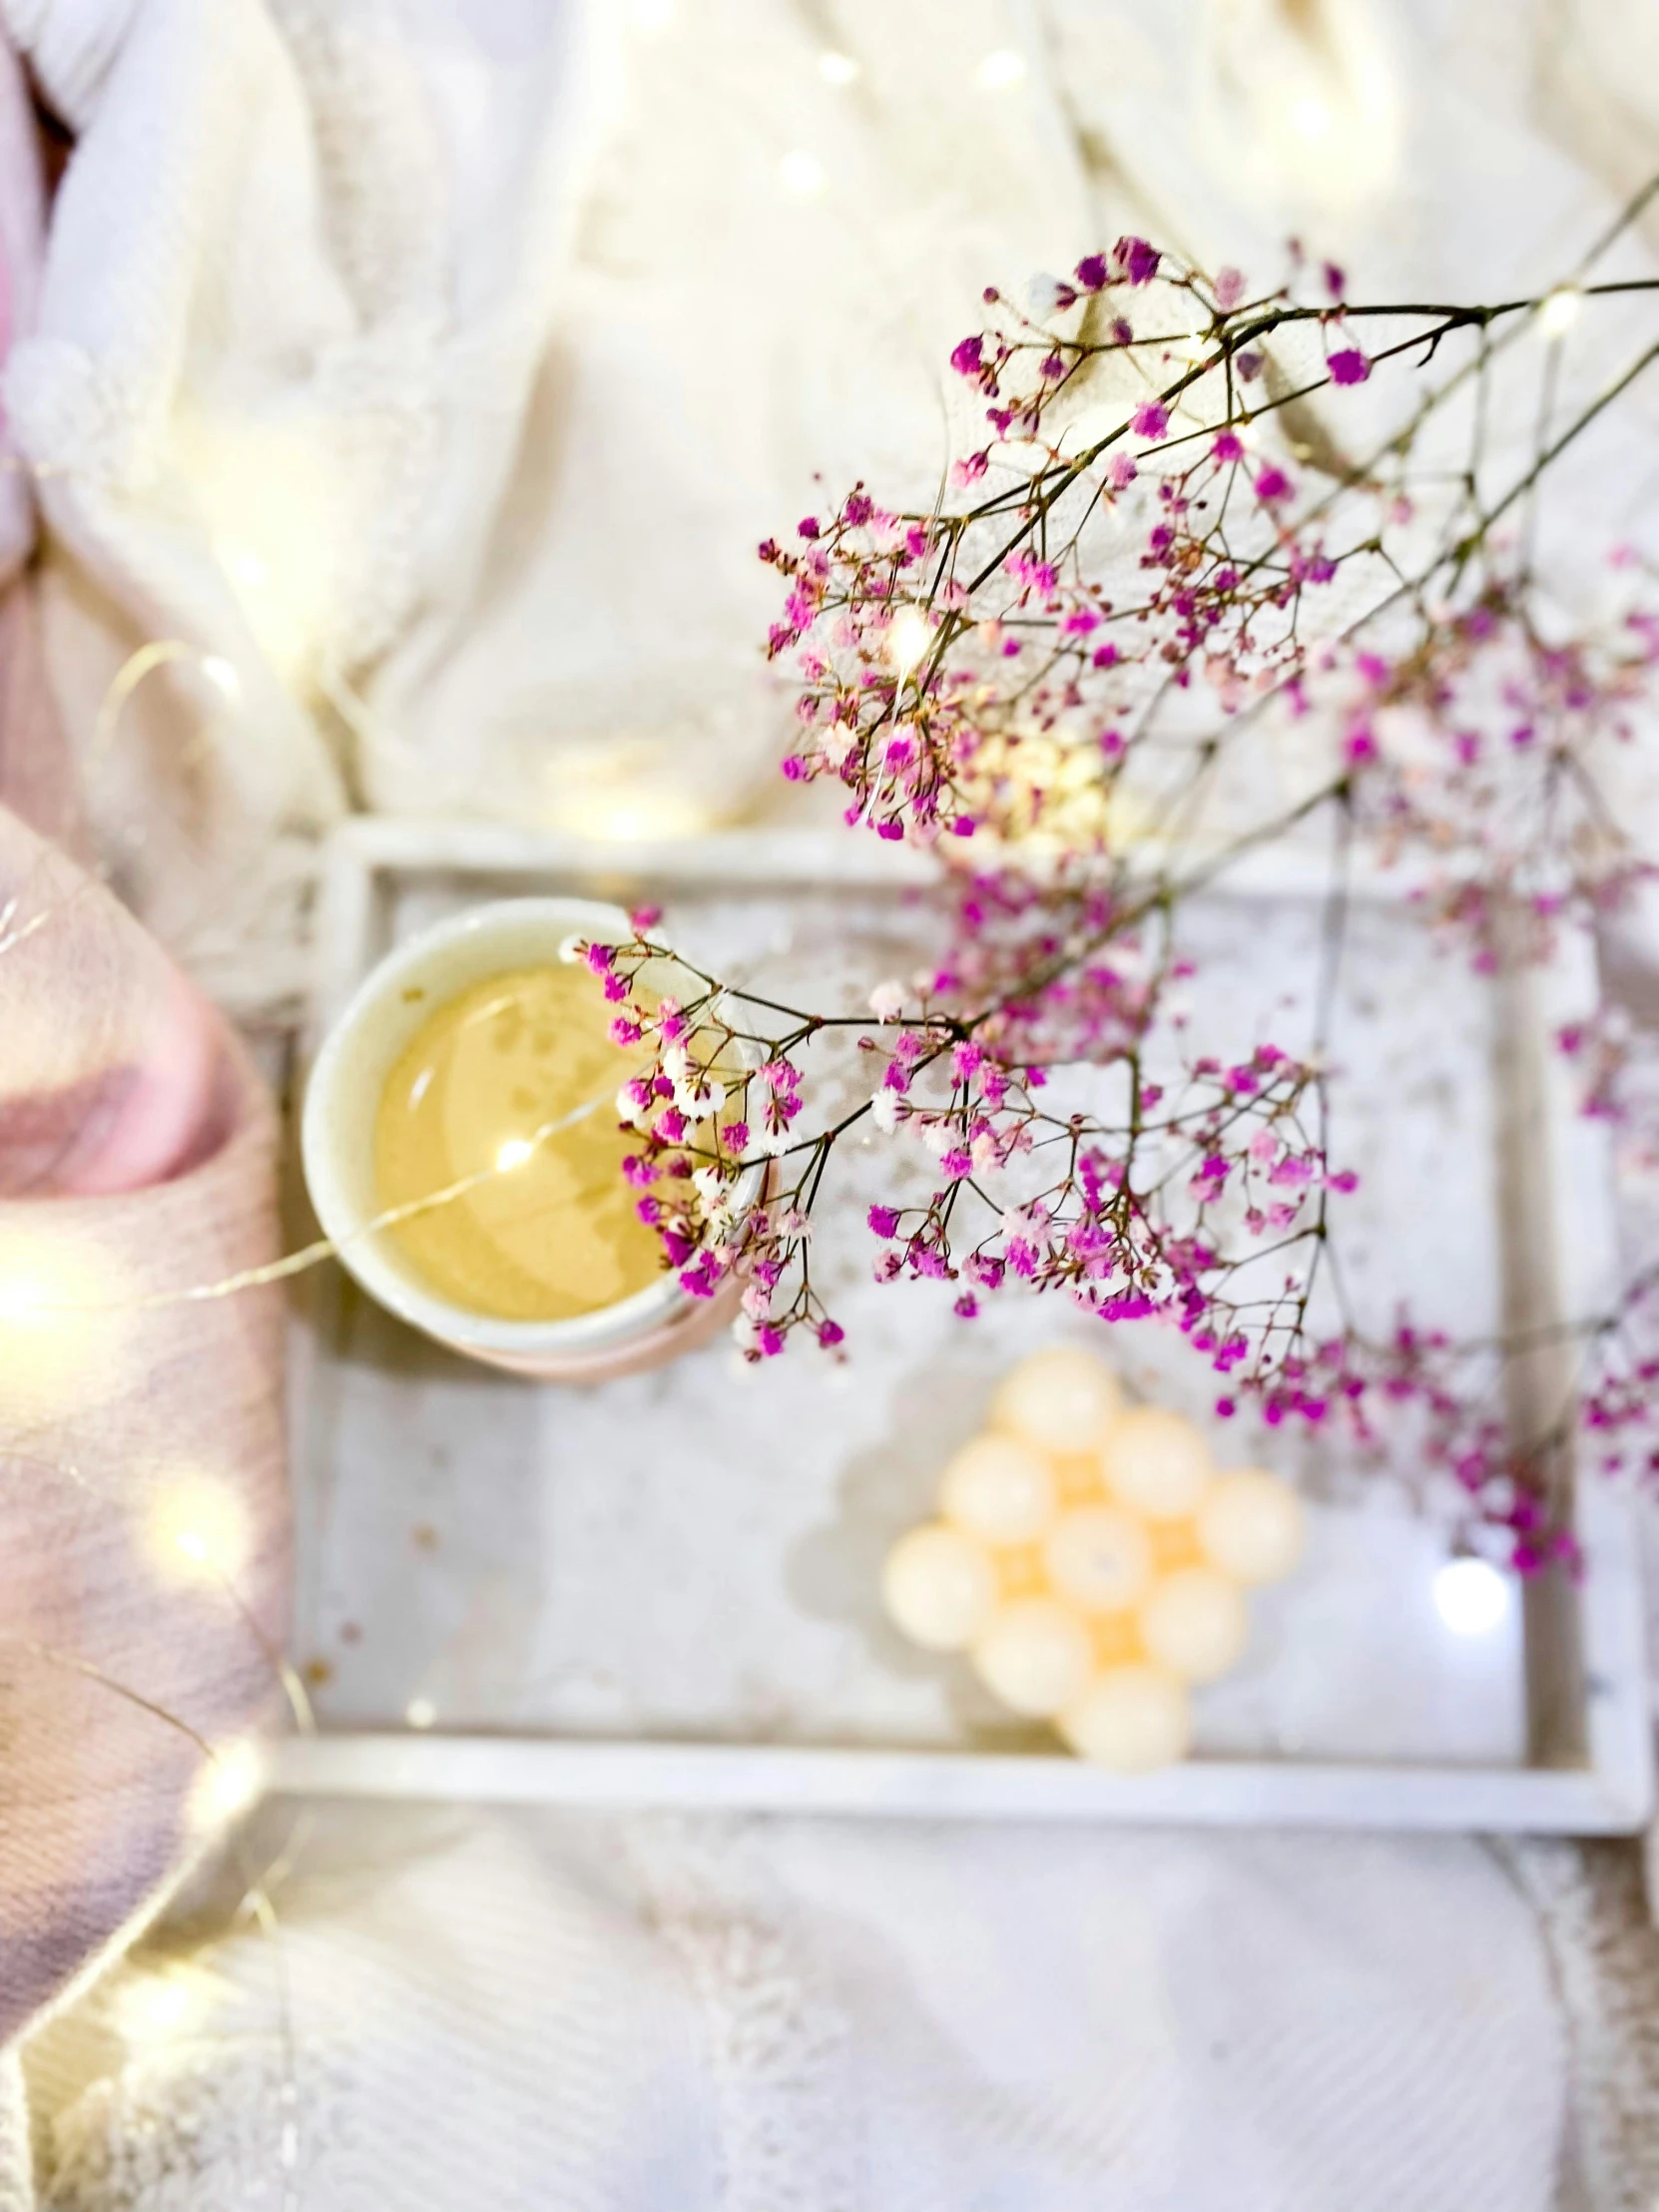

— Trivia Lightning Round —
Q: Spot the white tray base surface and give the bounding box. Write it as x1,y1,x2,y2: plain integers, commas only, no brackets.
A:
286,825,1653,1831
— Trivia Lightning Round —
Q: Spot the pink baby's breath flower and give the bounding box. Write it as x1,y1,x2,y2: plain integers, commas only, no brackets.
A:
1116,236,1159,285
1269,1153,1316,1189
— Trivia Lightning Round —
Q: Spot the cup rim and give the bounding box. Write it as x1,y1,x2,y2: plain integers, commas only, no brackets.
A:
301,896,762,1359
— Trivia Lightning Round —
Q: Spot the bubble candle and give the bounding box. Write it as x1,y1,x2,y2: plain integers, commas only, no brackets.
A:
883,1348,1306,1772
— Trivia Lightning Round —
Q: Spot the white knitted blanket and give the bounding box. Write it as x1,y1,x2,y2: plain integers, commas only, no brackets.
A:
8,1806,1659,2212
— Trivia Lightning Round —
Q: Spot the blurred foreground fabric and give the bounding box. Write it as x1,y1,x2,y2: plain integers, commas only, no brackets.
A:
14,1804,1659,2212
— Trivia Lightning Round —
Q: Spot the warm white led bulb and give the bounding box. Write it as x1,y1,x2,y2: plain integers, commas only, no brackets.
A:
189,1739,265,1830
200,655,242,702
0,1232,130,1420
495,1137,534,1173
780,150,827,199
887,608,931,679
1538,289,1580,339
118,1973,197,2040
0,1274,44,1325
147,1473,251,1585
1292,95,1332,138
818,49,859,84
225,546,270,590
975,49,1026,91
1433,1556,1511,1637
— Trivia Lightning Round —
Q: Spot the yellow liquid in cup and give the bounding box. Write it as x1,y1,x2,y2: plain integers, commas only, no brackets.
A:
373,963,663,1323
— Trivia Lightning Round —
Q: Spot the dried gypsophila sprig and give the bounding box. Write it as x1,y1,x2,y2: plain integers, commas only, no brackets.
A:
1335,578,1659,969
577,201,1659,1572
763,232,1659,866
580,906,1344,1374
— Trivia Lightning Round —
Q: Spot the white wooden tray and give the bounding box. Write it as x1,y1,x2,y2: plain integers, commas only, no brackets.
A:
272,819,1654,1833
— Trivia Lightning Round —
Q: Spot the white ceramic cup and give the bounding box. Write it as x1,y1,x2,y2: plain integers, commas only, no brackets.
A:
301,897,760,1381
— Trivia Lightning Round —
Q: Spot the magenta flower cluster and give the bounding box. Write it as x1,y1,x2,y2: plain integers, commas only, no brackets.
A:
583,233,1659,1573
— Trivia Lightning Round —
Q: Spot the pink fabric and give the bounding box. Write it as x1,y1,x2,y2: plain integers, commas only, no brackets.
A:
0,797,292,2055
0,41,289,2051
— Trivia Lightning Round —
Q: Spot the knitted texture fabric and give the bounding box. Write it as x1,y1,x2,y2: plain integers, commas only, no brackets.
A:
0,800,291,2053
9,1803,1627,2212
1501,1840,1659,2211
0,2055,29,2212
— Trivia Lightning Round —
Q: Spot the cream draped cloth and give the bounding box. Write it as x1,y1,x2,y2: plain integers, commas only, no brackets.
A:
5,0,1659,1006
